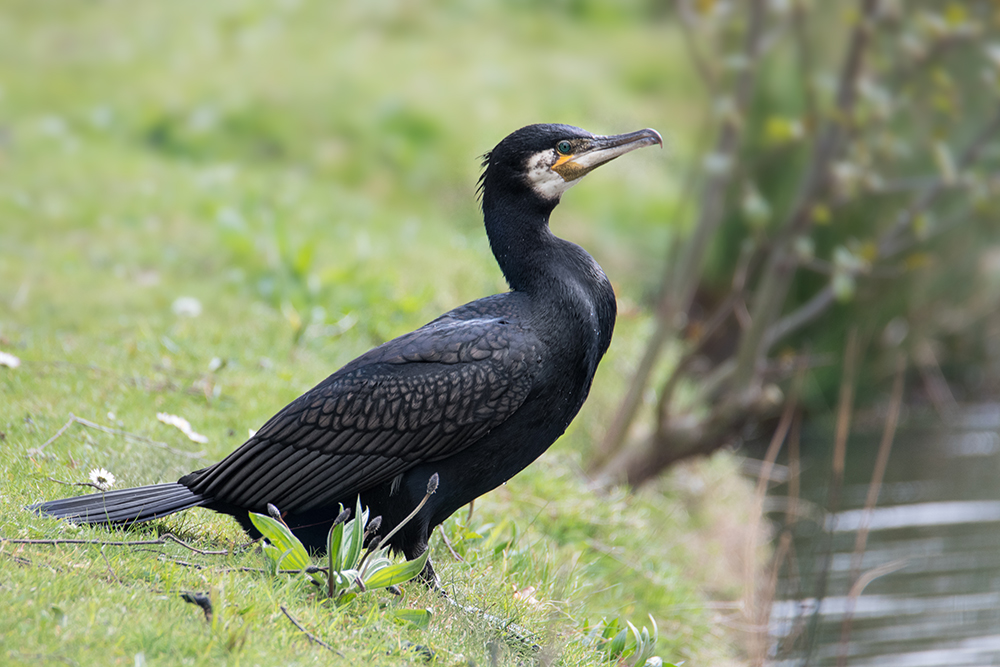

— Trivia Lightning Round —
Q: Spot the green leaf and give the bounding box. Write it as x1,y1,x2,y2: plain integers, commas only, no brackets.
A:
249,511,309,572
601,617,620,641
624,620,641,659
391,608,433,630
341,496,365,569
608,628,628,658
363,547,429,589
328,520,345,573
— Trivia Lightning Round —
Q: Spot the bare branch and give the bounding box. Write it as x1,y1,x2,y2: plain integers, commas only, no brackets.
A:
763,286,835,353
878,105,1000,258
653,290,742,426
732,0,881,388
594,0,768,469
760,106,1000,355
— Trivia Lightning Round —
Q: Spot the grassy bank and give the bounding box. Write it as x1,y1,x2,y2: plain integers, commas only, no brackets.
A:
0,1,754,664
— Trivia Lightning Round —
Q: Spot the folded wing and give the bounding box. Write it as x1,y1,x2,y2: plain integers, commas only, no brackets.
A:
185,316,538,512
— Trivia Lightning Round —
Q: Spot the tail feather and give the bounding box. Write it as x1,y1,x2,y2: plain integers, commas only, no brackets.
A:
30,483,206,525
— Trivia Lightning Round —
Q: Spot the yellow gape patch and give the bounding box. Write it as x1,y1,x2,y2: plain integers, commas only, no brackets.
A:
551,153,588,183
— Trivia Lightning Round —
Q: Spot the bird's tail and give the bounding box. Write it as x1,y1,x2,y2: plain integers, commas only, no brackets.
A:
30,483,206,525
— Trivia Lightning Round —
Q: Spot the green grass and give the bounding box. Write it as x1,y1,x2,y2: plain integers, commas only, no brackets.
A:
0,1,751,664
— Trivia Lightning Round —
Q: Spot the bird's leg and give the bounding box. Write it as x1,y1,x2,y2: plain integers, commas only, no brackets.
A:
418,556,445,592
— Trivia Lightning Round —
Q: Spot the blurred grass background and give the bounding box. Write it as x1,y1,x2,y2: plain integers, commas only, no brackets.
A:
0,1,758,665
0,0,699,447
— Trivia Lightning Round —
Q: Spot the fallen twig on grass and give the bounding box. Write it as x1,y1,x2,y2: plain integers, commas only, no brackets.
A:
99,546,122,585
442,593,541,652
5,553,33,567
30,413,206,459
46,476,106,493
1,534,228,555
280,606,343,656
163,556,328,577
8,652,78,667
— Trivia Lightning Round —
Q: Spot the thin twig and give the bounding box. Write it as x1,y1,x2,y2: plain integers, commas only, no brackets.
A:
837,351,906,667
752,530,793,667
8,653,78,667
35,417,76,453
46,476,106,493
763,286,835,354
787,413,801,529
6,553,33,567
831,329,859,497
280,606,343,656
745,362,806,635
437,525,465,562
851,352,906,561
802,328,861,664
160,533,229,555
1,534,227,555
653,290,743,427
848,559,908,600
914,338,958,421
163,557,327,576
31,414,206,459
3,538,170,547
100,546,123,585
441,593,541,651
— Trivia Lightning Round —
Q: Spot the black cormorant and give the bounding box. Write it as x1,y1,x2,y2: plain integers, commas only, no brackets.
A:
32,123,662,581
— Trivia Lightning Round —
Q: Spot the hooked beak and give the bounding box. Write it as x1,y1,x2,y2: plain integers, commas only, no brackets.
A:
551,128,663,182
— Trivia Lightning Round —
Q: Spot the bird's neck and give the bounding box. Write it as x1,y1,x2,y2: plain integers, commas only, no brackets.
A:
482,195,560,294
482,194,617,354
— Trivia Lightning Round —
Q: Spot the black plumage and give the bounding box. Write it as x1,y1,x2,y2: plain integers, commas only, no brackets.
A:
32,123,661,579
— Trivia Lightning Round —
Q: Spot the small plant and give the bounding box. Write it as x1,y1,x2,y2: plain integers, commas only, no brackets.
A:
248,473,438,603
584,615,675,667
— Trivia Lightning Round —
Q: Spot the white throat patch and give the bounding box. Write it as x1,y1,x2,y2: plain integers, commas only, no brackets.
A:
524,150,581,200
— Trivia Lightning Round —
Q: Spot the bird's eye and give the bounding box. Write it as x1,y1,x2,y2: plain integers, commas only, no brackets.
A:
556,141,572,154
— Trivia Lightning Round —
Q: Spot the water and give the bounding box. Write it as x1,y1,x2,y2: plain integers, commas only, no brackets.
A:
768,404,1000,666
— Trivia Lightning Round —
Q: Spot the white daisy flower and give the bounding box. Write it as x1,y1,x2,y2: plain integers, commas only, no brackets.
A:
89,468,116,491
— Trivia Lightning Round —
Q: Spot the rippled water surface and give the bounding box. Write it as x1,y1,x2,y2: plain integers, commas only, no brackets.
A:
769,404,1000,666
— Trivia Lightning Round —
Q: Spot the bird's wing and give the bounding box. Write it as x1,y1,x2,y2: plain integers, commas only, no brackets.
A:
188,316,538,512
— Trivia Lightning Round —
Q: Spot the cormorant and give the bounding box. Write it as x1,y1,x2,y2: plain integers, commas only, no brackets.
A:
32,123,662,581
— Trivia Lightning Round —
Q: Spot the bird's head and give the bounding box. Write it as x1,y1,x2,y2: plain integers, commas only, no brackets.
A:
478,123,662,205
